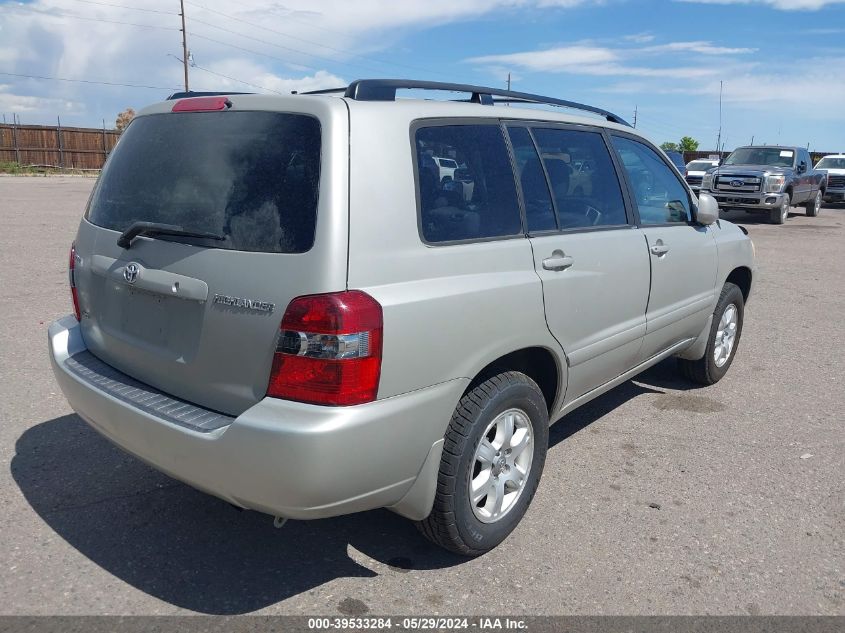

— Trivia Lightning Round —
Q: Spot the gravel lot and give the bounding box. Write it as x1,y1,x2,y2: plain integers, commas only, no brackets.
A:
1,176,843,616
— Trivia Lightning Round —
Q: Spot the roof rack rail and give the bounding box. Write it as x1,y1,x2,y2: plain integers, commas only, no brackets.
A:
166,91,252,100
342,79,631,126
298,87,347,95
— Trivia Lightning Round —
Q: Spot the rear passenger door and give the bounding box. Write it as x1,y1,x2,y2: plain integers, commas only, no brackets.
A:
507,124,651,403
610,134,718,362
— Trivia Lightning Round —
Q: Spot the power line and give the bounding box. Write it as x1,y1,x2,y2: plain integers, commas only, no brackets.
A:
0,71,177,91
10,5,178,30
188,18,388,76
188,33,330,76
65,0,179,15
185,0,448,78
191,64,284,95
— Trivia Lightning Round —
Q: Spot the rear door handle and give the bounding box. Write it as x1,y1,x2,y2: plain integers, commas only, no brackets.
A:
650,240,670,256
542,251,574,271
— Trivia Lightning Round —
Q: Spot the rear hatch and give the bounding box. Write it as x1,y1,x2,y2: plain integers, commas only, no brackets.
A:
72,95,349,416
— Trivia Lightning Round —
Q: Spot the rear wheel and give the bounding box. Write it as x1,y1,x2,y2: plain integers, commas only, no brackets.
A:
678,282,744,385
805,190,822,217
417,372,548,556
770,193,790,224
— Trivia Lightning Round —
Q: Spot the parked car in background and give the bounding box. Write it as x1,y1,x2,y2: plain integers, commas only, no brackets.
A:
431,155,459,183
815,154,845,204
48,79,755,556
702,145,827,224
664,150,686,174
685,159,720,193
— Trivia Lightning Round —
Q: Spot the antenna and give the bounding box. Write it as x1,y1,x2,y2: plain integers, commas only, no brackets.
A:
506,72,511,107
633,105,638,128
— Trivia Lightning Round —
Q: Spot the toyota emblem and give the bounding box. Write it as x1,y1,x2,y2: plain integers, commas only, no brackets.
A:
123,262,140,284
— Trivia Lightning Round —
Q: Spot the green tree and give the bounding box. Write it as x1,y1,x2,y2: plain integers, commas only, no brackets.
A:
660,141,680,152
679,136,700,152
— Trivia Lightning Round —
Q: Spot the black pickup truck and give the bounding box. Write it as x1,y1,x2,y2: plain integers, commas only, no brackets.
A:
701,145,827,224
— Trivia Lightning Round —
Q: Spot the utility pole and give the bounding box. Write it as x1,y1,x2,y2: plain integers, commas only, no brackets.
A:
715,80,723,159
633,105,638,128
179,0,190,93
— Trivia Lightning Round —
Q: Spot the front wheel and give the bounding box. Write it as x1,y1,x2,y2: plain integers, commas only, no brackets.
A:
805,190,822,217
678,282,745,385
417,372,548,556
770,193,790,224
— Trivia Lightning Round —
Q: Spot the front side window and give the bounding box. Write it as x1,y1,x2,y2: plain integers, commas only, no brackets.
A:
532,128,628,229
86,111,321,253
416,124,522,243
612,136,692,225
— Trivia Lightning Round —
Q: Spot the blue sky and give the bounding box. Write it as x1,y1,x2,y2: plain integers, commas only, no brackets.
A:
1,0,844,151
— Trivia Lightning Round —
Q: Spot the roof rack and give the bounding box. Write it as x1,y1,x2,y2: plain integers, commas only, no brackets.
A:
341,79,631,126
166,91,252,100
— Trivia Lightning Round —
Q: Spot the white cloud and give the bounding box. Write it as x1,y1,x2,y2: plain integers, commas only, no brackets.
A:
675,0,845,10
465,39,752,78
469,46,620,71
640,41,756,55
0,85,83,114
623,33,656,43
0,0,607,125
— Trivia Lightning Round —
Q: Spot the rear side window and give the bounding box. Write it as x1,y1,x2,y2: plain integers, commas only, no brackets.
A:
532,128,628,229
507,126,556,232
86,111,321,253
415,124,521,243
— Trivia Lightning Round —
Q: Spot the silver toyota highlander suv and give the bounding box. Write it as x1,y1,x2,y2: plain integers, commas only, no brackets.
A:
49,80,755,556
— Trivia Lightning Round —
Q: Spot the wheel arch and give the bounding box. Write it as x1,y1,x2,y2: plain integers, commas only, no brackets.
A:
725,266,752,303
465,346,563,416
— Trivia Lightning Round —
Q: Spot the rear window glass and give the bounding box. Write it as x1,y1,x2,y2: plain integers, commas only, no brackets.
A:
415,124,521,243
86,111,321,253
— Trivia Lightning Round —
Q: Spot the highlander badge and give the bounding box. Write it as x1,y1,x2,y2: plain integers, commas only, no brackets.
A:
213,293,275,313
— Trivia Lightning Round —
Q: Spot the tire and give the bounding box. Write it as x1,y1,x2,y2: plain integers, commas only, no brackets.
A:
678,282,744,385
770,193,790,224
417,371,549,556
805,190,822,217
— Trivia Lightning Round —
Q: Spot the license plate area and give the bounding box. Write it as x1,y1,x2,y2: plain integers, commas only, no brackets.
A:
99,281,204,361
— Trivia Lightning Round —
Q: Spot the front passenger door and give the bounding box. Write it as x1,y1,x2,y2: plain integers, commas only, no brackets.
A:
611,135,718,362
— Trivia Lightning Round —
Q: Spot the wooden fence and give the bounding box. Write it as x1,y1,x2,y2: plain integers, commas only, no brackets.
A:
0,123,120,170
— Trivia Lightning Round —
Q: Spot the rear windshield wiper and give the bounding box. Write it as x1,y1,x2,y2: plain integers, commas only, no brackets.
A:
117,221,225,249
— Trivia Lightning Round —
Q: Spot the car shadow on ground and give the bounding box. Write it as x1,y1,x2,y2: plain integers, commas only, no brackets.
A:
548,357,693,447
13,359,687,614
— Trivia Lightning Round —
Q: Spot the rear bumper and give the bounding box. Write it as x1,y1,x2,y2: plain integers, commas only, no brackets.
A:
48,315,466,520
707,190,785,211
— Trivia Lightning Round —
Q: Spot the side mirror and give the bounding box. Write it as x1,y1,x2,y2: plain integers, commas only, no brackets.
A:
798,161,807,174
695,193,719,225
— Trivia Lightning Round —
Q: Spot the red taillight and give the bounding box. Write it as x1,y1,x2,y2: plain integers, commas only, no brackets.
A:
69,243,81,321
171,96,231,112
266,291,383,406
